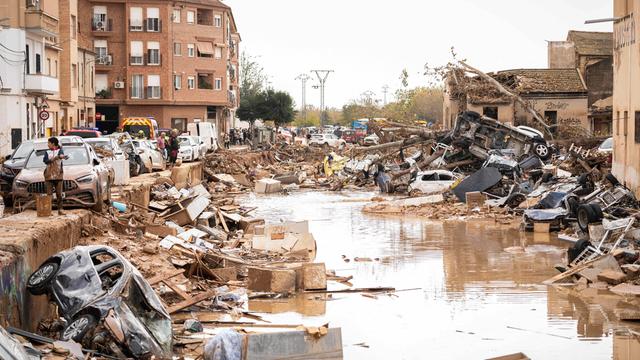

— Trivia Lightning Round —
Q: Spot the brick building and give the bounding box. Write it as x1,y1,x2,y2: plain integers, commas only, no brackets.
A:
81,0,240,137
548,31,613,135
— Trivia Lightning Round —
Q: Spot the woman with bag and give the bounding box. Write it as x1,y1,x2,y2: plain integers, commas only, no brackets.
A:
43,137,68,215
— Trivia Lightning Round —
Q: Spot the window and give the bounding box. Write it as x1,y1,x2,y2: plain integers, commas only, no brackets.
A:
147,75,160,99
198,73,213,89
187,11,195,24
146,8,160,32
147,41,160,65
187,76,195,89
624,111,629,136
95,73,108,93
71,15,77,39
172,118,187,132
72,64,77,87
172,9,180,23
54,60,57,77
25,44,29,74
173,74,182,90
94,40,108,64
214,46,222,59
635,112,640,143
214,15,221,27
187,43,195,57
214,77,222,90
131,74,144,98
196,42,214,58
130,41,143,65
482,106,498,120
173,42,181,56
129,7,143,31
544,111,558,135
35,53,41,73
93,6,108,31
46,58,51,75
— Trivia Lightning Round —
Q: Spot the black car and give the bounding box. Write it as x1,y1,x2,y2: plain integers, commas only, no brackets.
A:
0,141,35,197
27,246,172,359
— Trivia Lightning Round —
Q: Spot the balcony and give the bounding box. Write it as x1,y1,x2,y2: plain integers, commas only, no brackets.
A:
92,18,113,35
24,73,59,95
25,9,59,37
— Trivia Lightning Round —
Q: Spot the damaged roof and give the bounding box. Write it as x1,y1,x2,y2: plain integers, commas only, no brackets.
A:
494,69,588,94
567,31,613,57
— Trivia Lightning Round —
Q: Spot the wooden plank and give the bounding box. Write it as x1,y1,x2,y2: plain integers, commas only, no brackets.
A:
167,289,217,314
163,280,190,300
217,210,230,232
147,268,185,285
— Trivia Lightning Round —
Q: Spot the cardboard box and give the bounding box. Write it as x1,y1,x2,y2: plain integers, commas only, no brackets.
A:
248,267,296,293
255,179,282,194
533,222,550,233
299,263,327,290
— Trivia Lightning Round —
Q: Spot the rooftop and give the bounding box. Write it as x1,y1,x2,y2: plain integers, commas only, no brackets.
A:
567,30,613,56
493,68,588,94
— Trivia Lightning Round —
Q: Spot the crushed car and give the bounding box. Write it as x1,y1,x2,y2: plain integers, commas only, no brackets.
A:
26,245,173,359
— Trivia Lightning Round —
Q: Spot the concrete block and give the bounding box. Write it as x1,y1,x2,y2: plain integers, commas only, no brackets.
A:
210,267,238,282
248,267,296,294
299,263,327,290
597,269,627,285
255,179,282,194
244,328,343,360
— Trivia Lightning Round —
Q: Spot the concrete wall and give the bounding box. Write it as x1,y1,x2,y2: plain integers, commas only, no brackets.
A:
515,96,590,135
548,41,576,69
0,211,91,330
612,0,640,194
467,102,515,124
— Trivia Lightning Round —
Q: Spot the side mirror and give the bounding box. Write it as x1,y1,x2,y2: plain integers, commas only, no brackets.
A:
4,154,11,160
93,158,100,166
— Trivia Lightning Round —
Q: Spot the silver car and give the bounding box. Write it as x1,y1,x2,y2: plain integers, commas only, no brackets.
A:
132,140,165,171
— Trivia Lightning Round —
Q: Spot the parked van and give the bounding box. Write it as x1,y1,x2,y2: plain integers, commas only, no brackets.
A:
122,117,159,139
187,120,218,152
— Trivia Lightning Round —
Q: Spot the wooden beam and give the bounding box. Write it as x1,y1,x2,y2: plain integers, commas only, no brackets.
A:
167,289,217,314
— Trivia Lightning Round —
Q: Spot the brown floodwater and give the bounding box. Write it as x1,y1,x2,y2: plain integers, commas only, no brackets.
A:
239,191,640,359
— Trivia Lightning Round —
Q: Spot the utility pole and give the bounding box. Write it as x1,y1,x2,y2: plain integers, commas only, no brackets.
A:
295,74,310,122
311,70,333,126
382,84,389,105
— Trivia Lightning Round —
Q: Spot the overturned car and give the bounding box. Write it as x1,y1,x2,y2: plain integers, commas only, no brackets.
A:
447,111,552,161
27,246,172,359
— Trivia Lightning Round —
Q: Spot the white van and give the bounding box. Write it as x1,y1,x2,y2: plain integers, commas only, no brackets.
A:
187,120,218,152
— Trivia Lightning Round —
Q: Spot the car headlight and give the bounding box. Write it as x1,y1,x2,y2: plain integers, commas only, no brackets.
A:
14,180,28,189
1,166,13,176
76,174,95,184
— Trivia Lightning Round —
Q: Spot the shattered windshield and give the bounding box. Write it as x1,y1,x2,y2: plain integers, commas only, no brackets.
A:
124,276,172,347
11,142,34,160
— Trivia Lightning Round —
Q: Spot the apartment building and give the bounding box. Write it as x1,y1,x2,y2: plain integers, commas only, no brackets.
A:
81,0,240,136
612,0,640,194
0,0,61,156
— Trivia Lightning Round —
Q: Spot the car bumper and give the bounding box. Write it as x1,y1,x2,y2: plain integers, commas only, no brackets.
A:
13,180,99,207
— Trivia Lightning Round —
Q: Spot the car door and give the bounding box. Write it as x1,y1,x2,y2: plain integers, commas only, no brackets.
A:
89,146,109,199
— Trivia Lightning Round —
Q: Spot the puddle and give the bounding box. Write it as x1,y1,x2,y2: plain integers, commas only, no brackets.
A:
240,190,640,359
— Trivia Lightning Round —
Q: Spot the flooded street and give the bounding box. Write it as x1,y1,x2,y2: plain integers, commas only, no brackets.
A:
240,191,640,359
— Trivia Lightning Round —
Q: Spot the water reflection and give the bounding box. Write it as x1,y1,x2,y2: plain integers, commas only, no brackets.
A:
240,191,638,359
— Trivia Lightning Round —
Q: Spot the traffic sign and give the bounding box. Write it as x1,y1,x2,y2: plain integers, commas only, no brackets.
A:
38,110,50,121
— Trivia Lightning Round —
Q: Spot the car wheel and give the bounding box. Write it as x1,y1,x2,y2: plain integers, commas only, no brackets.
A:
61,314,97,342
92,186,104,212
534,143,551,160
568,239,592,263
577,204,601,232
27,261,59,295
505,192,526,209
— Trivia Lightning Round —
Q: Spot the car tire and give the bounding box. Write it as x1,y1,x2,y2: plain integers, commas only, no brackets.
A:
61,314,97,342
505,192,526,209
590,203,604,220
577,204,601,232
27,261,59,295
534,142,551,160
568,239,592,263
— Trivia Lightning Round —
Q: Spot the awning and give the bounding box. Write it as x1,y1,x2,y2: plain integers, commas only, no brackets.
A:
196,42,214,55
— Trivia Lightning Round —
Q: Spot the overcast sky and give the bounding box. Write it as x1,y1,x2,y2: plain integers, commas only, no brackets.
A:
224,0,612,109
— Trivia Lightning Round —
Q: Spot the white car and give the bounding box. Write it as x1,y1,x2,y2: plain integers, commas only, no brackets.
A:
309,133,346,149
178,136,200,162
133,140,165,170
191,135,208,158
597,137,613,154
408,170,462,195
84,138,126,161
363,133,380,146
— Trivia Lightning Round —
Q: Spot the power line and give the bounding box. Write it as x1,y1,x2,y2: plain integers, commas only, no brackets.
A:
0,42,25,54
310,70,333,126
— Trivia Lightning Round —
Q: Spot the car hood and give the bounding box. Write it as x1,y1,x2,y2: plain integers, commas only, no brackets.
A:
16,164,95,182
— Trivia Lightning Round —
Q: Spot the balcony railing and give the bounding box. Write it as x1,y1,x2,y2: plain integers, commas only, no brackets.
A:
95,53,112,65
25,74,59,95
95,88,112,99
92,18,113,32
130,56,144,65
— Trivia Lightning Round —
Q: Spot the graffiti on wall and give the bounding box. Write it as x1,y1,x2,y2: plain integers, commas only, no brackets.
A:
544,101,569,110
615,13,636,50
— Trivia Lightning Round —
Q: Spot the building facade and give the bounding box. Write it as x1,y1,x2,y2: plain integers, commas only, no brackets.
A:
549,30,613,135
612,0,640,194
80,0,240,138
0,0,60,156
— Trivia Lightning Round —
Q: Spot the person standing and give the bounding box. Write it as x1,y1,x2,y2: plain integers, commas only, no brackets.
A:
223,132,230,149
157,132,166,159
43,137,68,215
167,129,180,167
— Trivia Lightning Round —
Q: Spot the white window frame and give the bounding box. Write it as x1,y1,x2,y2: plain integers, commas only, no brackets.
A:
186,10,195,24
147,74,161,99
131,74,144,99
187,76,195,89
214,77,222,90
187,43,195,57
214,15,221,27
146,7,160,32
173,74,182,90
172,9,180,23
130,41,143,65
147,41,160,65
173,42,181,56
94,40,108,64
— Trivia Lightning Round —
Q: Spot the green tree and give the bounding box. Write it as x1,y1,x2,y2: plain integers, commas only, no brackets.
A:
264,89,296,128
239,52,267,99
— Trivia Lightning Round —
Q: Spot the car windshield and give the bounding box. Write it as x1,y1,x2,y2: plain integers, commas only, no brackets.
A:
600,137,613,149
123,125,150,138
25,146,90,169
125,277,172,348
11,142,34,160
87,140,113,151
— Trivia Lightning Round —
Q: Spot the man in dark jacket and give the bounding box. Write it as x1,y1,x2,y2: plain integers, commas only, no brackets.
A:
167,129,180,167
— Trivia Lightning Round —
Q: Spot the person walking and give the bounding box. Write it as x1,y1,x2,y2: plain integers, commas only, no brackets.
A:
167,129,180,167
157,132,166,159
43,137,68,215
223,132,230,149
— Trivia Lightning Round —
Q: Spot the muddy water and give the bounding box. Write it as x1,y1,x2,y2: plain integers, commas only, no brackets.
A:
240,191,640,359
